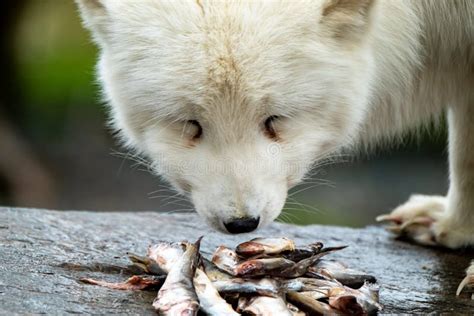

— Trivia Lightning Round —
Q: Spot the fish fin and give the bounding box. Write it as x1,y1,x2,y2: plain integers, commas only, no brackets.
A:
321,245,348,253
195,236,204,245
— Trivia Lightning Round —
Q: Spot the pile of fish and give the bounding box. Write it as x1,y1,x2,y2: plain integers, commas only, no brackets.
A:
81,237,382,315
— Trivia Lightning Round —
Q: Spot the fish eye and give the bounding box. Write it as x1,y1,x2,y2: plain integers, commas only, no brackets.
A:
263,115,280,140
187,120,202,140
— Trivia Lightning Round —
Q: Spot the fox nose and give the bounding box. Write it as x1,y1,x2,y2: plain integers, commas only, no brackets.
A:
224,217,260,234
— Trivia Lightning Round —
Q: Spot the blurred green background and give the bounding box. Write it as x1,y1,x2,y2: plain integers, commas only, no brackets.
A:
0,1,448,227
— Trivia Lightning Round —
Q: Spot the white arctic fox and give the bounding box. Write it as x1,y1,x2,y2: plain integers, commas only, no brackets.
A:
76,0,474,291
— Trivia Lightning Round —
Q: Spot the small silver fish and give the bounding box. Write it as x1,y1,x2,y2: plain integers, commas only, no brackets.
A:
128,253,167,275
309,259,377,288
193,268,239,316
213,278,280,296
286,291,338,315
336,282,381,314
237,296,250,312
328,294,365,315
80,275,165,291
235,257,295,277
147,241,186,273
236,237,295,257
212,246,240,275
281,242,324,262
326,282,382,314
283,277,342,292
239,296,293,316
202,258,233,281
153,238,201,316
286,302,306,316
354,282,382,314
285,278,381,314
299,290,330,301
274,251,336,278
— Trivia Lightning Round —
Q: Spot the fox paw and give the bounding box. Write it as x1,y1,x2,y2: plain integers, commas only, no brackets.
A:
376,194,474,249
457,262,474,300
377,195,474,299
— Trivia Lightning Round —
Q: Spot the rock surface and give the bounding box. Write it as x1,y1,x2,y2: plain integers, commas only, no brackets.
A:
0,207,473,314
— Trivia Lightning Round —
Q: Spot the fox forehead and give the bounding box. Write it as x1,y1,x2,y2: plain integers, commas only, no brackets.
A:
101,0,332,121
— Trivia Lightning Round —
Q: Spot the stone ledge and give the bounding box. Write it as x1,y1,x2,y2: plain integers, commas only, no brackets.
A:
1,207,473,314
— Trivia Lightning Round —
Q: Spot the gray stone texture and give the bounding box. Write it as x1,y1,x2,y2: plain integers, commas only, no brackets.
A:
0,208,473,314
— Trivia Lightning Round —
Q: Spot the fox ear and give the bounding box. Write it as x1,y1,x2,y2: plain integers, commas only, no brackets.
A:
320,0,376,40
75,0,109,44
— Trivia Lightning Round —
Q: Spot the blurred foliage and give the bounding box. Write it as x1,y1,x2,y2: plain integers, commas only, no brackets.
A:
14,0,99,140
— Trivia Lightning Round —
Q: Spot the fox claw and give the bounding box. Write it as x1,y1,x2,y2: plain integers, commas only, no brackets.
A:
375,214,401,224
375,195,458,248
457,262,474,300
377,212,437,246
378,195,474,300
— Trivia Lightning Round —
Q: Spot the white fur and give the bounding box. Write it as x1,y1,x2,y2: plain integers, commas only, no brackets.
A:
76,0,474,240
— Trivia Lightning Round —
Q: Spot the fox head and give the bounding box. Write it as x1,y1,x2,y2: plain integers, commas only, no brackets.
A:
77,0,376,233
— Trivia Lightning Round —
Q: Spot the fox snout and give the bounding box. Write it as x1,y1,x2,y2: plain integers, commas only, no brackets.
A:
190,174,288,234
223,217,260,234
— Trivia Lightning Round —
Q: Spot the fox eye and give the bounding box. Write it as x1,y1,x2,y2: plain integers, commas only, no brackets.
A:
186,120,202,140
187,120,202,140
263,115,280,140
